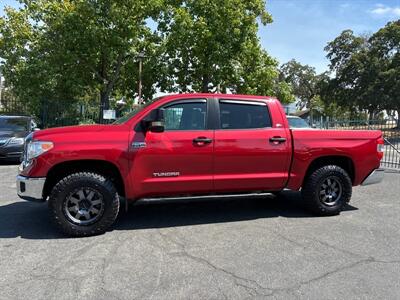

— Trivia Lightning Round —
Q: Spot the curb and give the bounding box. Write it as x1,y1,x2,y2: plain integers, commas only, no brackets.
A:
384,168,400,174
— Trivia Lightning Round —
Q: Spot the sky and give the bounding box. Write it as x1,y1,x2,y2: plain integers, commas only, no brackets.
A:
261,0,400,73
1,0,400,74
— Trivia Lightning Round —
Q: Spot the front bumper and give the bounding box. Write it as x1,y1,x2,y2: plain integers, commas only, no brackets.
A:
361,168,385,186
16,175,46,202
0,145,23,160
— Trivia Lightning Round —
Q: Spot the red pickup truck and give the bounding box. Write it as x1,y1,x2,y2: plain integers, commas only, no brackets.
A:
16,94,384,237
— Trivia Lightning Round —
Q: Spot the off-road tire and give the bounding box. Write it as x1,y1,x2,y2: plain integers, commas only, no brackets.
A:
302,165,352,216
48,172,120,237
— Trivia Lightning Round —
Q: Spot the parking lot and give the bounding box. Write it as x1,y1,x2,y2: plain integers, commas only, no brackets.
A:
0,163,399,300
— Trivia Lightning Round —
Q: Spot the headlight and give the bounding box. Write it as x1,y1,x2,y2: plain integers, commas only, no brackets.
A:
8,137,25,145
26,141,54,161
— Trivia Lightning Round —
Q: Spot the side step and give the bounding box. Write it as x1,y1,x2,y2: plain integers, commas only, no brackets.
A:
138,192,278,204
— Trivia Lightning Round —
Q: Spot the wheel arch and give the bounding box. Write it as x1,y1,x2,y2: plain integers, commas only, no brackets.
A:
302,155,355,187
43,159,126,200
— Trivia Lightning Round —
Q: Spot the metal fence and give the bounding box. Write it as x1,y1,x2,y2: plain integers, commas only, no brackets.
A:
320,119,400,170
0,98,115,127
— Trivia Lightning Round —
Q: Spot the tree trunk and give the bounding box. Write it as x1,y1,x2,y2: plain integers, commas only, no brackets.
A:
201,74,209,93
99,89,110,123
368,108,374,121
397,109,400,129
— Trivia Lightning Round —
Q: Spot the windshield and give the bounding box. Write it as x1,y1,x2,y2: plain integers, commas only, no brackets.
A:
287,117,310,128
113,96,166,124
0,117,29,131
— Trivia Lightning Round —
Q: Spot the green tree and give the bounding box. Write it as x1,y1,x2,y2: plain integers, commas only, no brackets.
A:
280,59,327,110
324,30,378,117
324,22,400,121
231,45,294,103
157,0,290,100
1,0,294,122
0,0,162,120
369,20,400,124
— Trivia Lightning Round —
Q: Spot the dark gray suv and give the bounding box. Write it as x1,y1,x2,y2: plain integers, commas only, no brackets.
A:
0,116,37,162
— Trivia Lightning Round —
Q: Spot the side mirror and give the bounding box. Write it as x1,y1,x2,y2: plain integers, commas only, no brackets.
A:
143,108,165,133
149,121,165,133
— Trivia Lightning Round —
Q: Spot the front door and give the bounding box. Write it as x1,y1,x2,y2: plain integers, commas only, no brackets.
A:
214,99,291,192
131,99,214,198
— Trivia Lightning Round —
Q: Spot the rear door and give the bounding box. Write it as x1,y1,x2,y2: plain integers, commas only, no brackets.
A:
214,99,291,192
131,99,214,198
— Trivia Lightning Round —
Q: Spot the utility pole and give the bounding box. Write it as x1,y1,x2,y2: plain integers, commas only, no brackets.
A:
137,52,145,106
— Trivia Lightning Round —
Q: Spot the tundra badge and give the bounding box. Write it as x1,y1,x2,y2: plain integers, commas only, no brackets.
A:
153,172,180,177
132,142,147,148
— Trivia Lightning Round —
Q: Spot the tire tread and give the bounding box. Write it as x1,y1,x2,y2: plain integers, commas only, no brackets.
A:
48,172,120,237
302,165,352,216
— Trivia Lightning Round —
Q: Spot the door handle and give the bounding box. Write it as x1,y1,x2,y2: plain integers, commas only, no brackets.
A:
193,137,213,145
269,136,286,144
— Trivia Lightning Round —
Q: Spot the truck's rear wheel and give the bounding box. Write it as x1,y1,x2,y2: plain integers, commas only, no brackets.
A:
48,172,120,237
302,165,352,216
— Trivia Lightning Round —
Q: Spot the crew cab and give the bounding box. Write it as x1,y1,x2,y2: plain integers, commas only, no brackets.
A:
16,94,385,237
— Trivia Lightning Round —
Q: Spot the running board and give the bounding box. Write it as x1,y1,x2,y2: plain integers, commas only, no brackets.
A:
138,192,278,204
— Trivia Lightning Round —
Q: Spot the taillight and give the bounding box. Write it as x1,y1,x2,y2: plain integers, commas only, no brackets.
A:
377,138,384,160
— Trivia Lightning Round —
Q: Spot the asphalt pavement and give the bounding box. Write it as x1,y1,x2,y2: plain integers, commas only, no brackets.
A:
0,163,399,300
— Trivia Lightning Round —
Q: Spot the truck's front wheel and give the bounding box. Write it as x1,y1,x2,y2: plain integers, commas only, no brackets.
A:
48,172,120,237
302,165,352,216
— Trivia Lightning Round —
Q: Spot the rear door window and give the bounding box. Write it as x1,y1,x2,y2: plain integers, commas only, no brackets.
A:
218,100,272,129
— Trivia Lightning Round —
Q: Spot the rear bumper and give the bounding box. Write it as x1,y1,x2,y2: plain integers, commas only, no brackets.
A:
361,168,385,186
16,175,46,202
